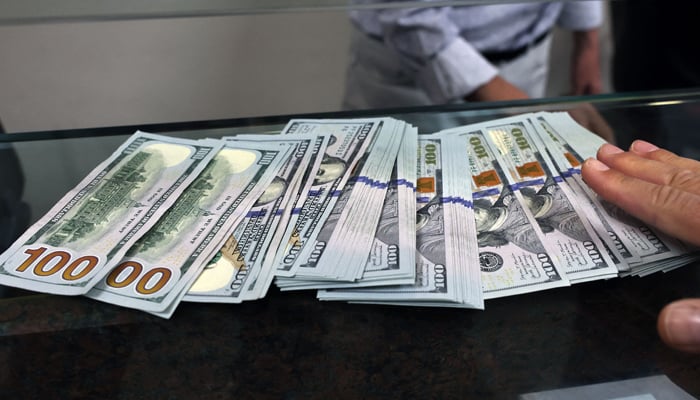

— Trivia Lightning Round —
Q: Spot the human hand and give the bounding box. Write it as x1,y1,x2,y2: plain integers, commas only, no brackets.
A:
465,75,529,102
658,299,700,354
571,29,602,95
581,140,700,353
581,140,700,246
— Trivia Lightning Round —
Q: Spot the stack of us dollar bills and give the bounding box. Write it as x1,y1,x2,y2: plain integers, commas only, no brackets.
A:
0,112,695,318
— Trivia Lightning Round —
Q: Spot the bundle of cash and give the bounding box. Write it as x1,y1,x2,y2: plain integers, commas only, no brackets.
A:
276,118,417,289
0,112,696,318
318,135,484,308
319,112,698,304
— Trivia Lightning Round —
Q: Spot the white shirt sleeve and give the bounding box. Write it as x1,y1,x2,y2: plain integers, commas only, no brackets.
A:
557,1,603,31
373,6,498,103
416,37,498,103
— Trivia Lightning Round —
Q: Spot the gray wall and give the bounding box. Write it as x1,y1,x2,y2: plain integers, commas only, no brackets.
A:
0,12,353,133
0,8,612,133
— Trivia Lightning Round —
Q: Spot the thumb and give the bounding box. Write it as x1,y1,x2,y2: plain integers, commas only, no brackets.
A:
658,298,700,353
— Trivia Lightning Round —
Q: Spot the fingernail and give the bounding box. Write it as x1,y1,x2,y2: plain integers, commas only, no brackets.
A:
660,303,700,352
584,158,609,171
598,143,624,156
631,140,659,153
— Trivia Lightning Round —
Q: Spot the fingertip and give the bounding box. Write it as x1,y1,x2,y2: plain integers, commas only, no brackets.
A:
582,157,609,172
630,140,659,154
581,158,609,189
658,299,700,354
597,143,624,157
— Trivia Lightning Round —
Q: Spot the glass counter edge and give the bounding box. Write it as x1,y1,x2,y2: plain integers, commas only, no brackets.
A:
2,89,699,143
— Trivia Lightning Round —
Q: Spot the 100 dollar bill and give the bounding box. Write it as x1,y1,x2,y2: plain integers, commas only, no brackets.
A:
319,137,466,303
533,113,687,268
463,130,569,298
295,119,406,282
0,132,221,295
86,141,290,315
184,136,315,303
280,127,418,290
483,119,618,282
276,119,379,276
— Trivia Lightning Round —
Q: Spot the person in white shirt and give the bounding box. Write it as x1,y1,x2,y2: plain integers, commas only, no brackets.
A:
342,1,603,109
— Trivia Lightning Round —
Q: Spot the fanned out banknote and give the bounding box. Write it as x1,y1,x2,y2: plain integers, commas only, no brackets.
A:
183,135,318,303
288,119,406,282
321,120,408,282
454,129,569,298
237,135,330,300
0,132,222,296
274,119,381,277
87,140,293,316
529,113,637,271
272,134,331,277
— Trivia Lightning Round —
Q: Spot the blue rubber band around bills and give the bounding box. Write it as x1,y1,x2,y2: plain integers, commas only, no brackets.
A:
510,178,545,191
473,188,500,199
391,178,415,190
439,196,473,208
355,176,389,189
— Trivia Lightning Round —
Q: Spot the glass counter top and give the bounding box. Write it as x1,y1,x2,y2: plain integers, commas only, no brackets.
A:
1,90,700,398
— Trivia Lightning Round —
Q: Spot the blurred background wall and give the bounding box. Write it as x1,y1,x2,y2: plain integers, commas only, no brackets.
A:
0,6,613,133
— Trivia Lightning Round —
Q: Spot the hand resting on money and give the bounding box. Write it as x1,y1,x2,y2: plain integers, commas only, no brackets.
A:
582,140,700,354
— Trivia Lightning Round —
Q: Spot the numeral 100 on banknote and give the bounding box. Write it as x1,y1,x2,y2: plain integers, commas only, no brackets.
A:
15,246,99,281
14,247,174,295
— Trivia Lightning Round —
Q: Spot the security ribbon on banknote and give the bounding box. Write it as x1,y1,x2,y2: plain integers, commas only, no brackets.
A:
530,113,637,270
